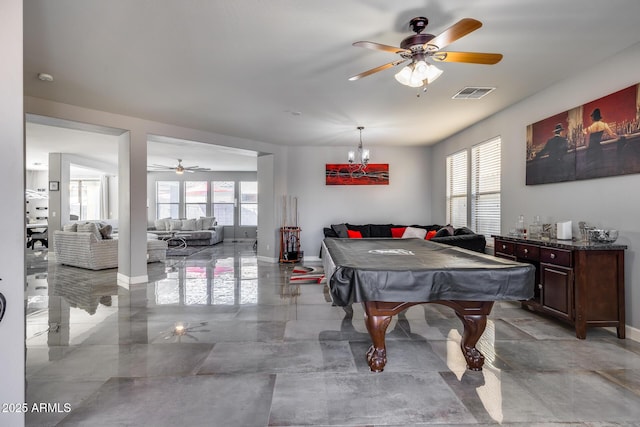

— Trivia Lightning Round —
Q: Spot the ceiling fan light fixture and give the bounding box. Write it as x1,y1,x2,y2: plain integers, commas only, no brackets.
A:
425,63,443,84
408,71,425,87
394,65,413,86
412,60,429,80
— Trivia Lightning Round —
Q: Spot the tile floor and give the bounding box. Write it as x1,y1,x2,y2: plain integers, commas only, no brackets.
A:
24,242,640,426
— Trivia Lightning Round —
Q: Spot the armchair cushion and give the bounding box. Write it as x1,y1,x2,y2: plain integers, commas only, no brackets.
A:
390,227,406,238
77,222,102,241
331,223,349,238
99,224,113,239
402,226,427,239
346,223,371,238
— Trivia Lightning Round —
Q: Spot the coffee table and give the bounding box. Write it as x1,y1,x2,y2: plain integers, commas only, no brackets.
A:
159,232,191,249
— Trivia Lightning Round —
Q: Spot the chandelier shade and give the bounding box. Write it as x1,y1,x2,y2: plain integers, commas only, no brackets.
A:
348,126,370,167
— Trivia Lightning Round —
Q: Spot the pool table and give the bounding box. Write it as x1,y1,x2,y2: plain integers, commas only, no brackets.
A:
321,238,535,372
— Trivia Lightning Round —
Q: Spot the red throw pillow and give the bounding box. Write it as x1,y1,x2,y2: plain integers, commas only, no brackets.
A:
390,227,407,238
347,229,363,238
425,230,437,240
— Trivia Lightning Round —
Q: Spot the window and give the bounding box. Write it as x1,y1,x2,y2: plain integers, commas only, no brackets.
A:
212,181,235,226
69,179,101,220
446,150,468,228
184,181,207,219
471,137,501,237
156,181,180,219
240,181,258,226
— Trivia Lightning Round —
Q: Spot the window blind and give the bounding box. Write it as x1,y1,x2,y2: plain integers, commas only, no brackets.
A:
471,137,501,237
446,150,468,228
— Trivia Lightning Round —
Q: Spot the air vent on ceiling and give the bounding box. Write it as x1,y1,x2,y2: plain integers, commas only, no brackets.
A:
452,87,496,100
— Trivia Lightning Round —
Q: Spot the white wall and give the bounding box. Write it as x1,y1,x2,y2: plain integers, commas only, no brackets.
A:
286,145,433,259
0,0,25,424
430,41,640,333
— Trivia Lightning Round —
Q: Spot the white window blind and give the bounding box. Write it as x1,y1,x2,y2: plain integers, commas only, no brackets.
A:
446,150,468,228
471,137,501,237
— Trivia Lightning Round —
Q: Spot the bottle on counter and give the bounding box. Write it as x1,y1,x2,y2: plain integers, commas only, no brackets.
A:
517,214,527,238
529,215,542,240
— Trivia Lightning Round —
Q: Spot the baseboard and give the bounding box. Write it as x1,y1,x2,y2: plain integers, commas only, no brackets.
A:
257,255,278,263
626,324,640,342
116,272,149,289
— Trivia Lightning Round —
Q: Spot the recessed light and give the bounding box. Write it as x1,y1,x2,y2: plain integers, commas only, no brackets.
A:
37,73,54,82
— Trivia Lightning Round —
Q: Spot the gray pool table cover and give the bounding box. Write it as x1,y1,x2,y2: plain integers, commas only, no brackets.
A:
322,238,535,306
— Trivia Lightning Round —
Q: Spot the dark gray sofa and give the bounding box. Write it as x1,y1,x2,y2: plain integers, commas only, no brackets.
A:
323,223,486,253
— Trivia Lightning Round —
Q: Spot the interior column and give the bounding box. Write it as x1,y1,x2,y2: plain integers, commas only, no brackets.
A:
117,131,149,285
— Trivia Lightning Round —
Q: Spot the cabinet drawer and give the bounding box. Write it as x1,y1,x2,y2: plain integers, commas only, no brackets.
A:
540,248,572,267
516,243,540,260
495,240,515,256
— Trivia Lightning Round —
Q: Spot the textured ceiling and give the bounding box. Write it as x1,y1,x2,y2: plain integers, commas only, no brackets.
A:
23,0,640,169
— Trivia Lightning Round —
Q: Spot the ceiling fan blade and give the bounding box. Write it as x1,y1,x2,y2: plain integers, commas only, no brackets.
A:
353,41,409,55
348,59,407,81
424,18,482,51
432,51,503,64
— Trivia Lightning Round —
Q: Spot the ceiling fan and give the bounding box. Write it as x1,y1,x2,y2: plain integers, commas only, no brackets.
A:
148,159,211,174
349,17,502,88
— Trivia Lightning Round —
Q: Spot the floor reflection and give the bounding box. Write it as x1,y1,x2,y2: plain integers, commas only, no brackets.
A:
23,242,640,426
154,255,258,306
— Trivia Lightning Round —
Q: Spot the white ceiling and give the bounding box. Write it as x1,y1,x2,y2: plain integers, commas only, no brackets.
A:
23,0,640,166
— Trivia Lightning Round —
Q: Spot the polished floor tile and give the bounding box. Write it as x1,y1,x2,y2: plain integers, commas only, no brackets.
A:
23,242,640,426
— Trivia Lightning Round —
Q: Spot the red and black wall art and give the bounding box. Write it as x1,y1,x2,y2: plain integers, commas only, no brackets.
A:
325,164,389,185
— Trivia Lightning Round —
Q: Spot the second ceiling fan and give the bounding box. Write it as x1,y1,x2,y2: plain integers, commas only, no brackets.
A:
148,159,211,174
349,17,502,88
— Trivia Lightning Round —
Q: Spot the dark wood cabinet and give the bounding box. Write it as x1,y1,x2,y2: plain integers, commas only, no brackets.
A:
493,235,626,339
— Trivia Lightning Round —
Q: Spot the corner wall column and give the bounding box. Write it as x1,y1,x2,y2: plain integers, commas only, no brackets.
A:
117,131,148,285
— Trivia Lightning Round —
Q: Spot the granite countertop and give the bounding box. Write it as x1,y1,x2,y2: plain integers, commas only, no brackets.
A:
492,235,628,250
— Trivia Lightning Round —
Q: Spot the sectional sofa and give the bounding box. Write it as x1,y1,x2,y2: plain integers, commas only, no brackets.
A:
148,217,224,246
323,223,486,253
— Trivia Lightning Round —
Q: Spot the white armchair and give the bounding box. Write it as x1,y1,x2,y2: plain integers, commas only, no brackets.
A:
54,230,167,270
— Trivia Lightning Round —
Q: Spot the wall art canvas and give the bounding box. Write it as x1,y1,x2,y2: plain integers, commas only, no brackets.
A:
526,83,640,185
325,164,389,185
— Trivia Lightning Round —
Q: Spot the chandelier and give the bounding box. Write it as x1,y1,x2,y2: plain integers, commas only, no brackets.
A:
348,126,370,167
394,56,443,88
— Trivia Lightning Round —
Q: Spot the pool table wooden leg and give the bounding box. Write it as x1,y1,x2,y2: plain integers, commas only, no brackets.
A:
362,301,419,372
362,300,494,372
447,301,494,371
363,309,391,372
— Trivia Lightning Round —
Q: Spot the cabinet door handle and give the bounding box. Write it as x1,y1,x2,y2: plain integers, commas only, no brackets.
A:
524,248,528,254
550,253,556,259
538,284,542,289
502,244,506,250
